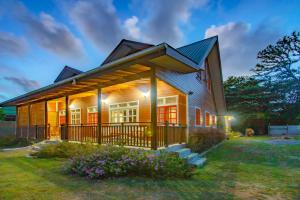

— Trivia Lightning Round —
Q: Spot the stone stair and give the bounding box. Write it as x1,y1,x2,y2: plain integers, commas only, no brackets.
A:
166,144,206,167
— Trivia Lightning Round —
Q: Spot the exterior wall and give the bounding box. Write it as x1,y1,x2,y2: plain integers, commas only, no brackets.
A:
30,102,45,125
156,55,224,137
66,80,186,125
69,95,97,124
18,105,29,126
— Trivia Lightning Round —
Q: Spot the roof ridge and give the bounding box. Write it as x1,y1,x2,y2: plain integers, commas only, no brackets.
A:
177,35,218,50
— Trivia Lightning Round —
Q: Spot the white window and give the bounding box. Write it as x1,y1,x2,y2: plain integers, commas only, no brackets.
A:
109,101,138,123
157,96,178,106
70,108,81,125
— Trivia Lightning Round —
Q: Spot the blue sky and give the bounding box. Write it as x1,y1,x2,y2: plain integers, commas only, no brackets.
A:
0,0,299,101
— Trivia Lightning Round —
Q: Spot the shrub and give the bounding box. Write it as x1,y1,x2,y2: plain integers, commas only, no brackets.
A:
245,128,255,137
0,135,35,148
31,142,99,158
63,145,192,179
187,129,226,153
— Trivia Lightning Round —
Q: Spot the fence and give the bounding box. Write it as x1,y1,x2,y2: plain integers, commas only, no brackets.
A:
61,122,186,149
268,125,300,136
0,121,16,136
16,125,49,139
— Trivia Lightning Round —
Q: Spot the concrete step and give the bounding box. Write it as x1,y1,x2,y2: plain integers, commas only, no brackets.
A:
165,143,186,152
175,148,191,158
189,157,207,167
184,153,200,163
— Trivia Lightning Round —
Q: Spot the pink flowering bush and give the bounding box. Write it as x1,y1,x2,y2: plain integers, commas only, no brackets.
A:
63,145,192,179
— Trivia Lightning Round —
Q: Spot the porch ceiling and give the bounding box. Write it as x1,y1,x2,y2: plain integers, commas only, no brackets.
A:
5,64,151,106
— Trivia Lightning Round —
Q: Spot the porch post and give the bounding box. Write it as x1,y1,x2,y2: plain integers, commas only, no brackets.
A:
150,67,157,150
97,87,102,144
27,104,31,140
65,96,69,140
44,101,48,139
15,106,18,138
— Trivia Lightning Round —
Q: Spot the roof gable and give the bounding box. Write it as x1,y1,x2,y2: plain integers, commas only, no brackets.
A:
101,39,154,65
54,66,83,83
177,36,217,65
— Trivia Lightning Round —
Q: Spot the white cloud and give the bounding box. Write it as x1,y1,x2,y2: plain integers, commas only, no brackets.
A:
68,0,206,53
140,0,208,45
124,16,141,40
205,22,281,79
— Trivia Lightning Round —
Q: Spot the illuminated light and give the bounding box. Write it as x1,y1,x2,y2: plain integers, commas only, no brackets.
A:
69,104,75,109
102,99,108,104
142,91,150,98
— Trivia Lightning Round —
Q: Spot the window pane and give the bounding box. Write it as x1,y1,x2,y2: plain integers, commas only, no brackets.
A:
166,97,176,104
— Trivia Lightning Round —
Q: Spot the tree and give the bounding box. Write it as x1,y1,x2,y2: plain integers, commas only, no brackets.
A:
224,76,274,132
0,108,4,121
253,31,300,122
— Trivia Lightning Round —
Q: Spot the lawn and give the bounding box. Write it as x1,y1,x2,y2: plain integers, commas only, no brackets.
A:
0,137,299,200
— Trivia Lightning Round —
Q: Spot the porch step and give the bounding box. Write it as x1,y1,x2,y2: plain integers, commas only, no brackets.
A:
175,148,191,158
165,144,186,152
184,153,200,163
168,146,206,167
189,157,207,167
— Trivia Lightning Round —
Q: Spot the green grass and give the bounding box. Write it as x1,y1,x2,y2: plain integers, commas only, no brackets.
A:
0,137,299,200
294,135,300,140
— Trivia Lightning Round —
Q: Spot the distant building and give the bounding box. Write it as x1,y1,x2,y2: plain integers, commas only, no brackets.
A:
2,106,16,121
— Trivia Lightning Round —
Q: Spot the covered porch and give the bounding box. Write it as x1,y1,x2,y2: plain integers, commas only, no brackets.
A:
49,78,187,149
15,75,188,150
3,43,198,150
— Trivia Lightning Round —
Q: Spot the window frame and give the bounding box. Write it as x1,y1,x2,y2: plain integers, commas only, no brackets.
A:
70,108,81,125
157,95,179,124
195,107,203,127
108,100,139,123
58,110,66,125
87,106,98,124
205,111,211,127
211,114,217,128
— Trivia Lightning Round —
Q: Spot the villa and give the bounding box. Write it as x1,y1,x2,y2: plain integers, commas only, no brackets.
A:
0,36,227,150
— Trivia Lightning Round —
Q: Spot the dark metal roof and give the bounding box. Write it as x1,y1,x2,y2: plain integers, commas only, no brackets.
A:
177,36,218,64
54,66,83,83
101,39,154,65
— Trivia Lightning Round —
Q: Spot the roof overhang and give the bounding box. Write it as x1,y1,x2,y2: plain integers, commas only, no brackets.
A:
0,44,198,107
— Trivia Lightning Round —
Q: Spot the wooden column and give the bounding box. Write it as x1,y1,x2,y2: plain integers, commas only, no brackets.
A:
15,106,18,137
150,67,157,150
44,101,48,139
65,96,69,140
97,88,102,144
27,104,31,139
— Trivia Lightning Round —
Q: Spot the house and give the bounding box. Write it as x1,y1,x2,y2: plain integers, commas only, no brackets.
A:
0,37,227,150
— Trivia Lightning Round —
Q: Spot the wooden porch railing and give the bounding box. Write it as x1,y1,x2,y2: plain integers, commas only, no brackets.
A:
60,122,186,149
16,124,50,140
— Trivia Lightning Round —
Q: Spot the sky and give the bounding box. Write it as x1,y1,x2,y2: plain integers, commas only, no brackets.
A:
0,0,299,101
